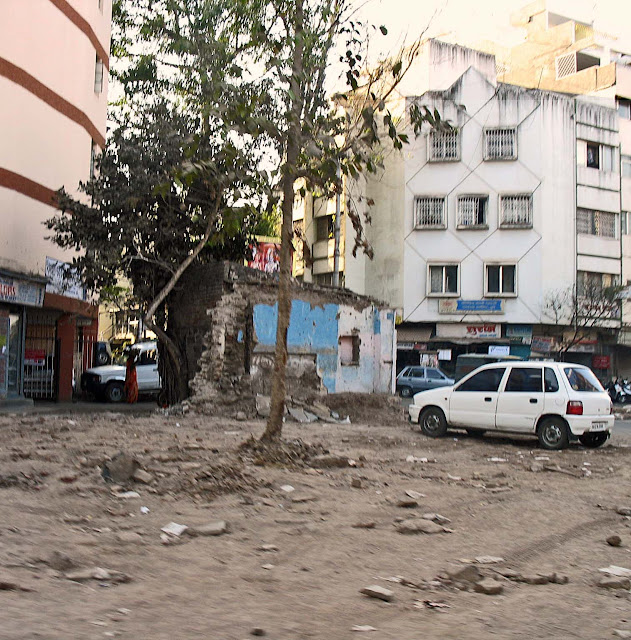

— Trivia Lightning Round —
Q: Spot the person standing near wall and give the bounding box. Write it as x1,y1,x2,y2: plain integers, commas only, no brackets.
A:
124,352,138,403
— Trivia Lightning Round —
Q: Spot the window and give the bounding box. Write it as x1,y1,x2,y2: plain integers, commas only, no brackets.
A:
544,367,559,393
500,194,532,227
580,141,616,172
457,195,488,228
586,142,599,168
577,209,616,238
505,367,542,392
426,369,443,380
486,264,516,296
563,366,603,392
94,55,104,93
428,264,458,296
90,141,97,178
139,349,157,366
456,368,506,392
340,335,360,366
428,130,459,161
622,155,631,178
414,197,446,229
484,128,517,160
617,97,631,120
577,271,618,297
315,215,334,241
622,212,630,236
313,272,336,286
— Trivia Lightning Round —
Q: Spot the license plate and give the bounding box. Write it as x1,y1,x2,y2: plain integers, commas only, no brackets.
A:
591,422,607,432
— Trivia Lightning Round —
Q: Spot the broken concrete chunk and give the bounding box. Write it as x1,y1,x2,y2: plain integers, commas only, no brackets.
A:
396,498,418,508
352,521,376,529
102,452,139,484
161,522,188,537
599,565,631,578
613,631,631,639
352,625,377,632
116,491,140,499
422,513,451,525
189,521,229,536
396,519,446,535
256,395,271,418
607,535,623,547
598,576,631,590
473,578,504,595
46,551,76,572
360,585,394,602
405,490,425,500
288,407,312,423
310,454,350,469
308,404,333,421
290,494,318,504
65,567,130,584
474,556,504,565
132,468,153,484
351,478,363,489
257,544,278,552
446,565,482,584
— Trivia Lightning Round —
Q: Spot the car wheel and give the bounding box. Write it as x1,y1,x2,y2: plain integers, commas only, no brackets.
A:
578,432,608,448
399,387,412,398
105,381,125,403
466,428,486,438
95,351,110,366
419,407,447,438
537,417,569,450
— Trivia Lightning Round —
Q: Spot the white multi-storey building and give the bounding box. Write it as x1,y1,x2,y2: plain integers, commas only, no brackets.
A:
0,0,111,402
294,40,623,378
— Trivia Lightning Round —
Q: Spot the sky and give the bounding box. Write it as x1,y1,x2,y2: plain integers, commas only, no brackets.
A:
355,0,631,57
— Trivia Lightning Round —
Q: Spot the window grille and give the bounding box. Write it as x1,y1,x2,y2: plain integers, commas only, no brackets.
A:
495,61,510,76
556,52,577,79
414,197,445,228
457,196,487,227
577,209,616,238
428,131,459,161
484,128,516,160
500,195,532,227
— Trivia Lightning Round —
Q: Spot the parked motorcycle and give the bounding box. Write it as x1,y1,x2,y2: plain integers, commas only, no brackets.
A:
607,378,631,404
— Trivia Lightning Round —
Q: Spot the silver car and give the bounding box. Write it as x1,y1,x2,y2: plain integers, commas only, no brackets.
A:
396,366,455,397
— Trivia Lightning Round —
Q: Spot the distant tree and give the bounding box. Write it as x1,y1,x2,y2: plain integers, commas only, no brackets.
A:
543,277,623,359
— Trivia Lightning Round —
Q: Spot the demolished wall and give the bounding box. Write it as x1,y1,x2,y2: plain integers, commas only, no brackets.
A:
169,261,396,410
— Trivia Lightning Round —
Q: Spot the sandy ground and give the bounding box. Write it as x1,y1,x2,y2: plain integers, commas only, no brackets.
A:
1,401,631,640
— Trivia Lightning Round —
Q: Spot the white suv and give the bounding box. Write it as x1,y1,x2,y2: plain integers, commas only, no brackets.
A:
81,341,161,403
408,361,613,450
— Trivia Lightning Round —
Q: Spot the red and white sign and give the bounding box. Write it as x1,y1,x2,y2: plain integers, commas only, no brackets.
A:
24,349,46,366
247,241,280,274
436,323,501,339
592,355,611,370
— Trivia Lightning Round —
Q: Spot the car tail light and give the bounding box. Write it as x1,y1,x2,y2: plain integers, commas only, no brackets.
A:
566,401,583,416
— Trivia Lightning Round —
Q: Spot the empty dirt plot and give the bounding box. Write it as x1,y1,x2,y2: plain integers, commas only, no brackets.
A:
0,407,630,639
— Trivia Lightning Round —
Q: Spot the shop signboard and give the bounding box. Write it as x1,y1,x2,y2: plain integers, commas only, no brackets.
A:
592,355,611,369
24,349,46,366
0,276,45,307
436,323,501,339
531,336,556,353
247,241,280,274
45,257,86,300
439,299,504,314
488,345,510,356
506,324,533,344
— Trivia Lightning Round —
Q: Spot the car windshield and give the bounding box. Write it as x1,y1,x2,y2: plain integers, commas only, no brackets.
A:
563,367,604,392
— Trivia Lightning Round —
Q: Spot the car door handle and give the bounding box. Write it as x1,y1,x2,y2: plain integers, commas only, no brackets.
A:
530,398,538,404
484,397,492,402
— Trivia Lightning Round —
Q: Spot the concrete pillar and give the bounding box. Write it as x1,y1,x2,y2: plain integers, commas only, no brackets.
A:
57,314,76,402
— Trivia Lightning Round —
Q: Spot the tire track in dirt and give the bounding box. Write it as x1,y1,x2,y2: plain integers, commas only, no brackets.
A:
501,515,619,566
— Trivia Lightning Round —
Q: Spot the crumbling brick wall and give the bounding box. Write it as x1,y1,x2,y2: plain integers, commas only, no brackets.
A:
170,261,394,408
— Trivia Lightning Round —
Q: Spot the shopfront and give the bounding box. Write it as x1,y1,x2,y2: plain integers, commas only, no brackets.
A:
0,270,47,401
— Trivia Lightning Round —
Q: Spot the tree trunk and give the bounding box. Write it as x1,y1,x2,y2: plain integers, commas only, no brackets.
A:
260,0,304,444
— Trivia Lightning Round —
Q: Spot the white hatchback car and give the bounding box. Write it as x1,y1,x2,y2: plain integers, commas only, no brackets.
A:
408,361,613,450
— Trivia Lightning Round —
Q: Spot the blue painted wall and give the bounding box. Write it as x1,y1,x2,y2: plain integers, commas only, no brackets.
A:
253,300,340,392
